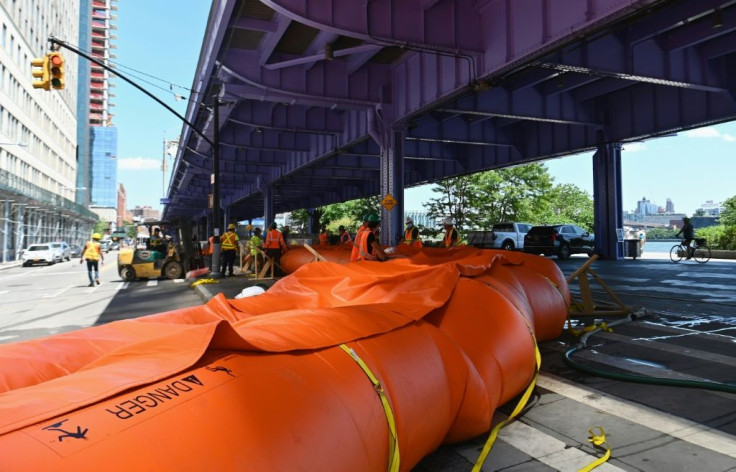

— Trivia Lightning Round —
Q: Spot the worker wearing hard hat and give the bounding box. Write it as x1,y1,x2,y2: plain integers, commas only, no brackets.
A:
220,223,240,277
265,222,288,276
442,216,459,248
353,213,388,262
80,232,104,287
399,217,422,248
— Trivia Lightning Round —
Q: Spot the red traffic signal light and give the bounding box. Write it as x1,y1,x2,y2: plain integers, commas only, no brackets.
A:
48,52,65,90
31,56,50,90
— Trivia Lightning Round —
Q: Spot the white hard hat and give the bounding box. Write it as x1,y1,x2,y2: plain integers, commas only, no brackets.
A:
443,216,454,225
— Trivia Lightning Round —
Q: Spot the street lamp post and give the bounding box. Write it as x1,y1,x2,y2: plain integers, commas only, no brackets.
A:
210,98,223,278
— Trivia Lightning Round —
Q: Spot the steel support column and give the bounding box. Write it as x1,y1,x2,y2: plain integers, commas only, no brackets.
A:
593,142,623,260
263,186,275,229
379,127,405,246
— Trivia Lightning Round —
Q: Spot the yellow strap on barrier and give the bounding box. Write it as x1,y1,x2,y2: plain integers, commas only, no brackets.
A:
190,278,219,287
339,344,400,472
578,426,611,472
568,321,613,337
472,332,542,472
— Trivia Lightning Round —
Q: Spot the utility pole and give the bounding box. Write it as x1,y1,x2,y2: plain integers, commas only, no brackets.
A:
210,97,223,278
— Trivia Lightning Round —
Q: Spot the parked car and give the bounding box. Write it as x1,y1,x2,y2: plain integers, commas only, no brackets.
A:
523,224,595,259
49,241,71,262
467,222,533,250
109,242,120,251
100,240,111,253
70,245,83,258
21,244,58,266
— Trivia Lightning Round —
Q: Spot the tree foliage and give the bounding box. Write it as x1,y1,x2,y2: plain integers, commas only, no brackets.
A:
289,196,380,234
720,195,736,227
422,163,593,233
644,227,677,240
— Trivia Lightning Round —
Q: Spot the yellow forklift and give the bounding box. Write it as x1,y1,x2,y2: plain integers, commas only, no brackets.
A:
117,221,203,281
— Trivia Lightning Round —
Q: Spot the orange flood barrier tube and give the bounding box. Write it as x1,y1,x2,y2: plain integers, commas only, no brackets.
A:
0,249,568,471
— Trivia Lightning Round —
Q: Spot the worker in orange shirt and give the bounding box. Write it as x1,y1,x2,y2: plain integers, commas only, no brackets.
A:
351,214,370,262
353,213,388,262
265,222,288,276
338,225,352,245
318,225,329,246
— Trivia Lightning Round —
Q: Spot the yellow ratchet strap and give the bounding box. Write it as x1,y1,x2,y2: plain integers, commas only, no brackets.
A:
472,332,541,472
568,321,613,337
339,343,400,472
190,278,219,287
578,426,611,472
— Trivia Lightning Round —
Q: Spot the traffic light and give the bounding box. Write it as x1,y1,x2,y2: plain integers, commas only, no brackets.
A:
31,55,50,90
48,52,65,90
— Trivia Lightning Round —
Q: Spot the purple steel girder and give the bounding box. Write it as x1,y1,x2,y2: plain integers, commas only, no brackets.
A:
165,0,736,247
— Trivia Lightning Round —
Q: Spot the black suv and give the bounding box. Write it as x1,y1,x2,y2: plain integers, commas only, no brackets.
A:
523,224,595,259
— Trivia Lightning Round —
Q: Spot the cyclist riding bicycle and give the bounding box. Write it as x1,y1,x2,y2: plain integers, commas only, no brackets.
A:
675,217,695,259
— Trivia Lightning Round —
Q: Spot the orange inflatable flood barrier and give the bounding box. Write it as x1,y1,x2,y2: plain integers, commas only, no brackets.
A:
0,249,569,471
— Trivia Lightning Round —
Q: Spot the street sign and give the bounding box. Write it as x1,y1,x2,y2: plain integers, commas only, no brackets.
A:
381,194,397,211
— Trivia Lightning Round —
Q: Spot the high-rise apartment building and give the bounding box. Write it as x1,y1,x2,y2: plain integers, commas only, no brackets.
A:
78,0,118,224
0,0,96,262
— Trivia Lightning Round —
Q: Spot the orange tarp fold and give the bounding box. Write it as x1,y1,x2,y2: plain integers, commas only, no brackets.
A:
0,249,568,471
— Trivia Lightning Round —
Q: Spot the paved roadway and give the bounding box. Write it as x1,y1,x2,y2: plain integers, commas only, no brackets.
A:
0,252,202,344
1,251,734,471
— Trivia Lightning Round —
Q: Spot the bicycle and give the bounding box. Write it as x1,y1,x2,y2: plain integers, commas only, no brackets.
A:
669,238,711,263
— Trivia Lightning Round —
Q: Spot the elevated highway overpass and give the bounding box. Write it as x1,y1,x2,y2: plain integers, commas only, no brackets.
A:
162,0,736,259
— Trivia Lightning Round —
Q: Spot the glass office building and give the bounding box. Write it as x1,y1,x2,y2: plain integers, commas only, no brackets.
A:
89,126,117,207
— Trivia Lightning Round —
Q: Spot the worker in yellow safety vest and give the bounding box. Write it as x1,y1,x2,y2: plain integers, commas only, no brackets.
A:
220,223,239,277
265,222,288,276
442,217,459,248
80,232,104,287
353,213,388,262
399,217,422,248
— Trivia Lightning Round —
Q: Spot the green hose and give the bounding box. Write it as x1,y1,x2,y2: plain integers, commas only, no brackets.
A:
564,345,736,394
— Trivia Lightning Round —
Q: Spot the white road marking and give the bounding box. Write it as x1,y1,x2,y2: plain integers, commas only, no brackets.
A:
42,286,73,299
538,374,736,458
0,290,8,296
498,419,626,471
121,282,129,290
146,280,158,287
172,279,185,284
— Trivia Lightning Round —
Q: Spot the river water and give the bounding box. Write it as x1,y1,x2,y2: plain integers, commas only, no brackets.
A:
641,240,678,253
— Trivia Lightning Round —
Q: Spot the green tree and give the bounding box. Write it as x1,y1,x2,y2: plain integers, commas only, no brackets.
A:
422,175,476,234
644,227,677,240
471,164,554,227
537,183,594,231
720,195,736,227
321,196,380,231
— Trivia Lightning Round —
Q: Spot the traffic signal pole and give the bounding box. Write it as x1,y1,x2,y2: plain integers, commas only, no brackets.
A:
46,37,226,274
47,37,215,148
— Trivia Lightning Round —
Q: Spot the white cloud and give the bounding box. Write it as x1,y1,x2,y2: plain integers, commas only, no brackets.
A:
622,142,645,153
118,157,161,170
683,126,731,141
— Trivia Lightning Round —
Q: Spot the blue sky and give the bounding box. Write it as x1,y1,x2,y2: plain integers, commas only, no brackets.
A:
115,2,735,217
